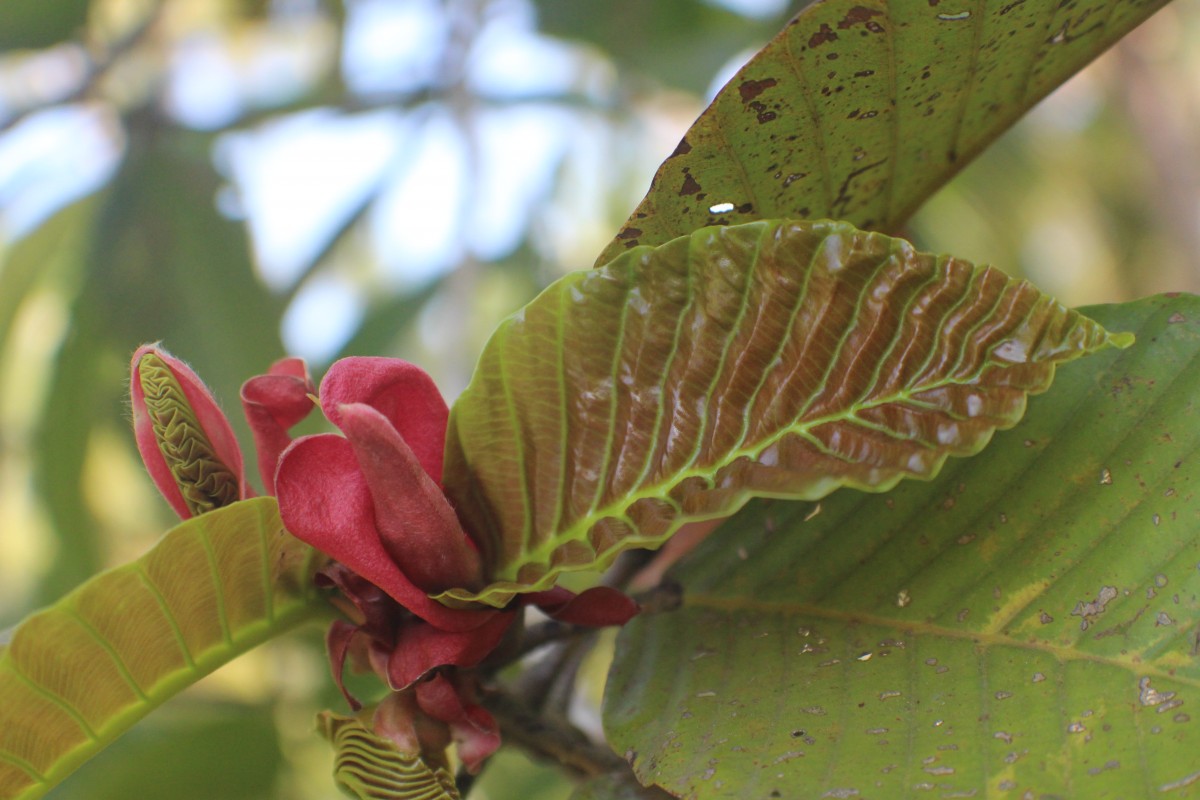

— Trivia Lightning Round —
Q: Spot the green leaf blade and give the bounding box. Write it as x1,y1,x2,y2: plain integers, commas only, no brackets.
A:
595,0,1171,267
444,220,1126,605
0,498,324,800
603,295,1200,798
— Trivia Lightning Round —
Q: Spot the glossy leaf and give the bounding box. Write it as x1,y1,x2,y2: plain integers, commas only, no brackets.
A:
317,712,459,800
442,219,1127,605
604,295,1200,798
0,498,324,800
595,0,1170,267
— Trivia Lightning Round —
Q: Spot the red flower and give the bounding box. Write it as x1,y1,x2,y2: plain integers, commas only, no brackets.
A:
274,357,490,631
269,357,637,768
133,348,637,772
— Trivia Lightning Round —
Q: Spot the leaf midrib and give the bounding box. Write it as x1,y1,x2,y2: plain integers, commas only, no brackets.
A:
678,592,1200,690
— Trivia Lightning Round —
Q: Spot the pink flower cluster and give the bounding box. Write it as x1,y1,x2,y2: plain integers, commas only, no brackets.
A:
131,345,637,771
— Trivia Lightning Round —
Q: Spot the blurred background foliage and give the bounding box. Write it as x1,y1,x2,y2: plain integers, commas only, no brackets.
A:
0,0,1196,797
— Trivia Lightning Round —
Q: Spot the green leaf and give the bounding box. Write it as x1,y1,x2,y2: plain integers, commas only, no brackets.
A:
442,219,1126,606
595,0,1171,267
603,295,1200,798
0,199,102,612
569,771,675,800
317,712,459,800
0,498,324,800
50,701,287,800
0,0,89,50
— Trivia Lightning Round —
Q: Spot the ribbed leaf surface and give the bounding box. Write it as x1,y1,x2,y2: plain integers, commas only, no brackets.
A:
0,498,323,800
596,0,1170,267
603,296,1200,798
318,713,459,800
442,220,1128,605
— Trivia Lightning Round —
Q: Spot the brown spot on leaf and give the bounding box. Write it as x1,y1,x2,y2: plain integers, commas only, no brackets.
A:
617,227,642,240
809,23,838,47
739,78,778,103
671,138,692,158
680,171,702,196
839,6,885,29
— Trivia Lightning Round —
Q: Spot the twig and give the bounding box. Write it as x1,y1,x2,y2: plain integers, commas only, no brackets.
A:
602,548,657,590
511,619,574,659
483,689,625,779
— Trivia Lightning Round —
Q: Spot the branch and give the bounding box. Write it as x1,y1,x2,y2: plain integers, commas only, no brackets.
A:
483,689,626,779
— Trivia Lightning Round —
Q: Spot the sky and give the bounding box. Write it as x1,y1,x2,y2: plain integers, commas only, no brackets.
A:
0,0,789,362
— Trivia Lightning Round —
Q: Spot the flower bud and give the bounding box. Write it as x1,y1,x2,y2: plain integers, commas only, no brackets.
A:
131,345,247,518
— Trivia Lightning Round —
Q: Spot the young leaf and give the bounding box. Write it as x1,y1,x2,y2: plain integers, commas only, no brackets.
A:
317,712,460,800
595,0,1171,267
603,295,1200,797
0,498,324,800
442,219,1128,605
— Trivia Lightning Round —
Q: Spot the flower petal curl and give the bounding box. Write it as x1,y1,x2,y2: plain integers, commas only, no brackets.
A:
386,610,516,691
319,357,449,484
275,433,488,632
337,402,483,592
528,586,641,627
241,357,315,494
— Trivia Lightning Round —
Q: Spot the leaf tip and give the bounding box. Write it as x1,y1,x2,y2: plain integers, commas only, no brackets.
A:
1108,330,1136,350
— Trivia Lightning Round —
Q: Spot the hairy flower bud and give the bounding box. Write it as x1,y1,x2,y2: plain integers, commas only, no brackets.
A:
131,345,248,518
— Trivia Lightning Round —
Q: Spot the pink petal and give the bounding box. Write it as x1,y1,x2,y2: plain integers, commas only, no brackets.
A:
240,358,316,494
319,357,449,484
451,704,501,774
275,433,486,632
130,344,247,518
326,619,362,710
385,611,515,690
337,403,483,592
316,563,405,639
414,675,501,773
527,586,640,627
